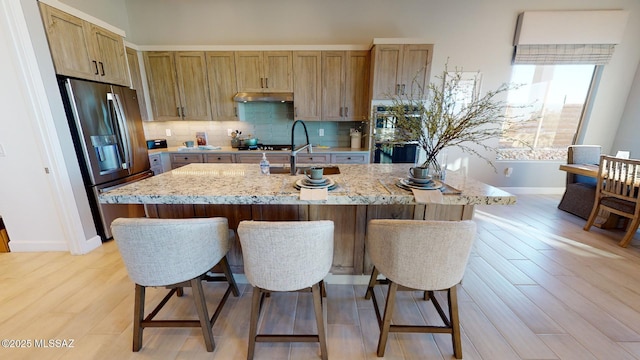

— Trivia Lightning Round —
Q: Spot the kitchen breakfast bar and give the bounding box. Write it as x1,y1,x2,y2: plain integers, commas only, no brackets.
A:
99,163,515,275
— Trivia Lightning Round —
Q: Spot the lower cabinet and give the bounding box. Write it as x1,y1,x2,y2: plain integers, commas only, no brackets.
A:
204,154,235,163
235,153,290,164
170,153,203,169
168,151,369,168
296,153,331,164
331,153,369,164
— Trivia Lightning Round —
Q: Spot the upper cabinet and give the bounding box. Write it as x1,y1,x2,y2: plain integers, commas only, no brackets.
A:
293,51,322,121
39,3,130,87
235,51,293,93
125,47,149,120
144,51,211,121
370,44,433,100
322,51,370,121
206,52,238,121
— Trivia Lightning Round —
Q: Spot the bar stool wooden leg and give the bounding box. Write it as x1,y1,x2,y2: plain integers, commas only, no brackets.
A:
191,277,215,352
377,281,398,357
247,287,262,360
449,286,462,359
133,284,145,352
365,266,379,300
219,256,240,296
312,283,328,360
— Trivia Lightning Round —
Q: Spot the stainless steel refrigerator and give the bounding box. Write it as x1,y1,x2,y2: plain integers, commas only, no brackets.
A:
59,77,152,241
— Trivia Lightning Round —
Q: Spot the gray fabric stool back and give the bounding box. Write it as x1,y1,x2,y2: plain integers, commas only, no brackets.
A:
112,217,239,352
238,220,334,360
365,219,476,358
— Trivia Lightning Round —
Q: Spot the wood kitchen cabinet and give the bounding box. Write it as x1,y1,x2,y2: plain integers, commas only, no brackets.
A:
321,51,370,121
39,3,129,86
235,51,293,93
370,44,433,100
293,51,322,121
206,52,238,121
126,47,149,120
144,51,211,121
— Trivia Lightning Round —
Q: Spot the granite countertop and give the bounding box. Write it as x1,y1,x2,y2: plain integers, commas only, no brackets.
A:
99,163,516,206
148,146,369,155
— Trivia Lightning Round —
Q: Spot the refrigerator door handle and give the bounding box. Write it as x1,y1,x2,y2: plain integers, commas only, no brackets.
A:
107,92,132,175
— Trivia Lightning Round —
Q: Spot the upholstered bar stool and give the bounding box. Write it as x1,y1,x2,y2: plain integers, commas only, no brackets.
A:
237,220,334,360
364,219,476,359
111,217,239,352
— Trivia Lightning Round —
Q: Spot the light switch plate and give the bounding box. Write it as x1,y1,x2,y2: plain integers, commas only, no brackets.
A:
165,129,172,136
0,144,5,157
319,129,324,136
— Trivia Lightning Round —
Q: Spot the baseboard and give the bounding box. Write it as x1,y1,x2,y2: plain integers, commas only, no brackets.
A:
500,187,565,195
77,235,102,254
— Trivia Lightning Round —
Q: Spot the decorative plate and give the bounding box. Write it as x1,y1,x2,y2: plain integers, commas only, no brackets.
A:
407,176,433,184
397,178,444,191
303,177,329,185
295,178,337,190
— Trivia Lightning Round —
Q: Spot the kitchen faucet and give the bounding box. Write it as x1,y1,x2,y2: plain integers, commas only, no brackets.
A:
290,120,312,175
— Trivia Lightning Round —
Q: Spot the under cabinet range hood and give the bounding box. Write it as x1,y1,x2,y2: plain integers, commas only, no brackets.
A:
233,92,294,103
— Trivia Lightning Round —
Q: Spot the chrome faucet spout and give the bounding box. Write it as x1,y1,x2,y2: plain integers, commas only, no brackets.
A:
290,120,311,175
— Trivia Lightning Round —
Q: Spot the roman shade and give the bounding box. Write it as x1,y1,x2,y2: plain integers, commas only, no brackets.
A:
513,10,629,65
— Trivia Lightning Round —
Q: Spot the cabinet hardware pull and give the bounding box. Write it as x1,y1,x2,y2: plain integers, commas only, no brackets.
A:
234,107,237,117
99,62,105,76
294,107,298,117
177,107,181,117
265,78,268,88
348,157,352,160
345,107,349,117
93,61,99,75
339,107,343,117
182,107,185,118
396,84,400,95
401,84,406,95
260,77,264,88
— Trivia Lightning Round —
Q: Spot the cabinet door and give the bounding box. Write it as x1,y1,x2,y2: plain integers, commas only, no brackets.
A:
371,44,402,99
144,52,181,121
321,51,346,121
235,51,264,92
126,47,149,120
88,24,130,86
344,51,370,121
39,3,95,80
263,51,293,92
206,52,238,120
175,52,211,121
293,51,321,121
399,44,432,99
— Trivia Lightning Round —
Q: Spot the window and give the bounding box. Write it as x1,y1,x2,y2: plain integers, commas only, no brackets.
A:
498,64,596,161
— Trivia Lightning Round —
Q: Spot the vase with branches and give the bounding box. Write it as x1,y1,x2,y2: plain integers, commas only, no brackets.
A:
387,65,529,179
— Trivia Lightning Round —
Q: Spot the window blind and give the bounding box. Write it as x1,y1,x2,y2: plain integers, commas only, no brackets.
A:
513,44,616,65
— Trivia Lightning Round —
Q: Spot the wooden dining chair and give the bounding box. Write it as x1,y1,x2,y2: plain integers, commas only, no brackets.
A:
584,155,640,247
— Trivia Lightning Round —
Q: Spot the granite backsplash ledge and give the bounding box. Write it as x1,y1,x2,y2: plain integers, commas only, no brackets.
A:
142,102,368,148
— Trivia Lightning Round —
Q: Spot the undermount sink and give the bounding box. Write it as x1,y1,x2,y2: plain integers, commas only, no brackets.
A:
268,166,340,175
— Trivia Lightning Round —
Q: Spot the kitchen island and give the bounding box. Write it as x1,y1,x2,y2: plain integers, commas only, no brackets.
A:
100,163,515,274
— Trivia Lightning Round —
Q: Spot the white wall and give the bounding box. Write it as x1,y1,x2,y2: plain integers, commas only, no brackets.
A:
612,60,640,157
0,0,101,253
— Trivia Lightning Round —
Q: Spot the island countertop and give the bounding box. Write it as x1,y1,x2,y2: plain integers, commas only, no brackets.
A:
99,163,515,206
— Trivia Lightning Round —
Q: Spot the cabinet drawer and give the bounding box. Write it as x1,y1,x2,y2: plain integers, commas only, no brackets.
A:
204,154,234,163
296,154,330,164
171,153,203,169
331,153,369,164
171,153,203,163
236,153,290,164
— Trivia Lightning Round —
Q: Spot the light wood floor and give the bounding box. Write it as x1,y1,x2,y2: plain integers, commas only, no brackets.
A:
2,194,640,359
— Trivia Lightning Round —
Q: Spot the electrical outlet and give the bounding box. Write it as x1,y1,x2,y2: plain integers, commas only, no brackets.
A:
504,167,513,177
165,129,172,136
227,129,233,136
319,128,324,136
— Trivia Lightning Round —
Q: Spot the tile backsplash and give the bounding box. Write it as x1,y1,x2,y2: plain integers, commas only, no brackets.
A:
143,102,368,148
